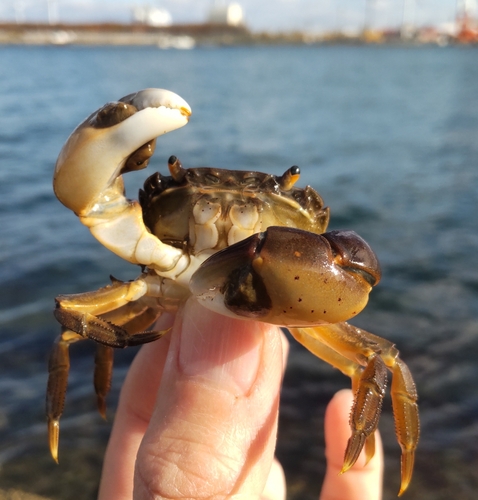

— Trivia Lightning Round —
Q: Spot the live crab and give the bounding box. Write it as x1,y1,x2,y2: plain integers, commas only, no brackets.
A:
48,88,419,495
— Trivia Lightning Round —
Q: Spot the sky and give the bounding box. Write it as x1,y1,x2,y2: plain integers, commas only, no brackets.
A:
0,0,473,33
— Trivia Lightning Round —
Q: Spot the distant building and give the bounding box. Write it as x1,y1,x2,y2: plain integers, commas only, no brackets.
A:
132,6,172,27
208,2,244,27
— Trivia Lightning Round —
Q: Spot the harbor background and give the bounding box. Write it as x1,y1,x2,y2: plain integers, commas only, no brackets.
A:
0,43,478,499
0,0,477,46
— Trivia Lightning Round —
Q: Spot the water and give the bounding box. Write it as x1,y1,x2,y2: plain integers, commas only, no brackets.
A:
0,45,477,499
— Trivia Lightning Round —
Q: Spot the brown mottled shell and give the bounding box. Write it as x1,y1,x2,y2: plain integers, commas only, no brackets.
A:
139,166,330,253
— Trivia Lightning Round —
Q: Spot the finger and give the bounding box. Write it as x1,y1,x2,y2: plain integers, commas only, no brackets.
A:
261,458,286,500
134,297,284,499
261,333,288,500
98,313,175,500
320,389,384,500
279,329,290,375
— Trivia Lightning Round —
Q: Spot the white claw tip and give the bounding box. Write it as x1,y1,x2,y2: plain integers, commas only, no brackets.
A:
121,88,192,118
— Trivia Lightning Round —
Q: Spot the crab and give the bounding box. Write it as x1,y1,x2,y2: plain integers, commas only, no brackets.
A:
48,88,419,495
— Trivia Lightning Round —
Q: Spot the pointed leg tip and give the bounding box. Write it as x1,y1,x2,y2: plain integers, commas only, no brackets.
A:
341,434,377,475
339,463,352,475
97,396,107,421
364,433,376,466
398,481,410,497
398,449,415,496
341,432,366,475
48,418,60,464
340,447,359,475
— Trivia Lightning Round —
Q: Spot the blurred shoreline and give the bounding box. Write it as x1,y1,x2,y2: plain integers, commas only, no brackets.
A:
0,21,476,48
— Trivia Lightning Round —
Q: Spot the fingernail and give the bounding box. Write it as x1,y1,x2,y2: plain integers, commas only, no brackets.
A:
178,300,263,395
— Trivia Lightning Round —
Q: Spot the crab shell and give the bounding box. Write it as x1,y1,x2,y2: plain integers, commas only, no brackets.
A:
139,165,380,326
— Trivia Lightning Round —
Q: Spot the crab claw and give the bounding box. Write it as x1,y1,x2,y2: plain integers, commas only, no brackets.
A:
53,89,192,275
54,88,191,215
190,226,380,326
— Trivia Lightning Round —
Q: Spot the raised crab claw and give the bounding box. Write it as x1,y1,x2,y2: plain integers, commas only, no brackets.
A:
48,88,419,495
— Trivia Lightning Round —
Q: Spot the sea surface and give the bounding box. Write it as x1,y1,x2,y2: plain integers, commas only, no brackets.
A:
0,44,477,499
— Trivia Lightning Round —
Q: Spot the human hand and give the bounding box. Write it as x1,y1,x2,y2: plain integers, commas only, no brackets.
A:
98,298,383,500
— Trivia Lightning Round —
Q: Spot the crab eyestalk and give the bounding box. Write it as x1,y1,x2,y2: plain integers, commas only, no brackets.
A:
278,165,301,190
168,155,188,182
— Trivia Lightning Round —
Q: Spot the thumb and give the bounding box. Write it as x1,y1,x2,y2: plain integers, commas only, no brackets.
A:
134,298,284,499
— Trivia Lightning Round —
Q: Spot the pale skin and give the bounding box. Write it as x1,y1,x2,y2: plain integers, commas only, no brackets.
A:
98,298,383,500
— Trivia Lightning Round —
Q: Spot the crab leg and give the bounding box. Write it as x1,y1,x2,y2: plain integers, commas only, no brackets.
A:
48,276,173,461
361,331,419,496
93,299,164,418
53,276,161,347
290,323,419,496
46,329,82,463
288,327,379,464
342,353,387,472
54,89,193,277
94,344,114,420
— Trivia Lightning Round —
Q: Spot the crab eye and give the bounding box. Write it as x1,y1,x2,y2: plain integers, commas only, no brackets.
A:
278,165,301,190
168,155,187,182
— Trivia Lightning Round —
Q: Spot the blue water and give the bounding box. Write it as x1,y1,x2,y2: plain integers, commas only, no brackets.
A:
0,45,478,499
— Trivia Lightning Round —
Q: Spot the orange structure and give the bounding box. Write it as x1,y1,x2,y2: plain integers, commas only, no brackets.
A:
456,9,478,43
